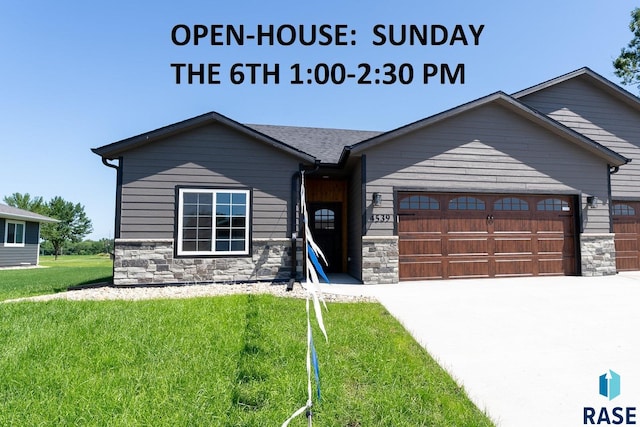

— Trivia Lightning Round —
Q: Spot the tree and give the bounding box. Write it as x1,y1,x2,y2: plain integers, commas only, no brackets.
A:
41,197,93,260
4,193,94,259
3,192,46,214
614,8,640,88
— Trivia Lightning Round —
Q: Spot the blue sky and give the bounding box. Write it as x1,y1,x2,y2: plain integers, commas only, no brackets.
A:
1,0,637,240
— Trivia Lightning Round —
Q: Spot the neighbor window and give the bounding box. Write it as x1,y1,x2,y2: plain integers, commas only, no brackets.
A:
177,188,251,256
5,221,25,247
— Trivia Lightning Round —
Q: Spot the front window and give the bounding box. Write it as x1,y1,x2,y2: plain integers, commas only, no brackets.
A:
177,188,250,256
5,221,25,247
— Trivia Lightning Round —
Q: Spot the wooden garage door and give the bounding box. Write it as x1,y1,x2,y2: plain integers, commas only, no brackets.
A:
398,193,577,280
613,201,640,271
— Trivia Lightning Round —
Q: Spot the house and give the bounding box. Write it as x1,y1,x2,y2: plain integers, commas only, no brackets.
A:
93,67,640,286
0,204,58,268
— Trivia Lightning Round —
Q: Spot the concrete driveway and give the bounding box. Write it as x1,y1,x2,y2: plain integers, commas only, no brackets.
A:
321,273,640,426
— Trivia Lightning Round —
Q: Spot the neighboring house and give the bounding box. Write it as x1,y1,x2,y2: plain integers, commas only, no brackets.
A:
513,68,640,272
93,67,640,286
0,204,58,268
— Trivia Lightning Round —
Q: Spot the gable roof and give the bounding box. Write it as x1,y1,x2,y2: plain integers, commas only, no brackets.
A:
93,68,633,169
512,67,640,112
345,91,630,167
92,112,317,163
0,203,58,223
245,124,381,164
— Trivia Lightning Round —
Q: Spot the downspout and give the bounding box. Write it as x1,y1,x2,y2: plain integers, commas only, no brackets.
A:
101,157,119,170
608,165,620,234
290,171,299,285
102,156,121,285
101,157,122,239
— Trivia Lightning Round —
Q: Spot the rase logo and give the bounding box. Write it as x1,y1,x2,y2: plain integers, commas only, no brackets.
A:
584,370,637,425
601,370,622,401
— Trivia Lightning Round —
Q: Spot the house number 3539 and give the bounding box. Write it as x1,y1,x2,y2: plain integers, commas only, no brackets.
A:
370,214,391,223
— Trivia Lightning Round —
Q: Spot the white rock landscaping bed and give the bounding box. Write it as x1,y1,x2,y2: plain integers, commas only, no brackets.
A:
4,282,377,303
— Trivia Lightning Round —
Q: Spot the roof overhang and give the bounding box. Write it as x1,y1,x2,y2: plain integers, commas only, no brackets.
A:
0,205,59,223
92,111,317,163
513,67,640,113
346,91,630,167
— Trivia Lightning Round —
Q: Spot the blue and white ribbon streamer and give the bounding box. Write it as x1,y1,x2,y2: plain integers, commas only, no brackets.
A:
281,171,330,427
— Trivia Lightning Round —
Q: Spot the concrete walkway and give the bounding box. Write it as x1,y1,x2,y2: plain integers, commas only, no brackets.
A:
320,273,640,426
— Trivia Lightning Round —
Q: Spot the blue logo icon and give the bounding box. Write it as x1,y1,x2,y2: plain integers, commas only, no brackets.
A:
599,370,621,400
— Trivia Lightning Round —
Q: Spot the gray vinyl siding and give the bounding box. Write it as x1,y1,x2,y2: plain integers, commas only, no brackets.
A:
518,77,640,200
347,158,363,280
0,219,40,267
0,245,39,267
119,123,307,240
363,102,611,236
25,222,40,244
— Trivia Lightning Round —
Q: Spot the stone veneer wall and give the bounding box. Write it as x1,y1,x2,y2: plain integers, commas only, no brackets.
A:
580,233,616,277
113,233,616,284
113,238,297,285
361,236,399,284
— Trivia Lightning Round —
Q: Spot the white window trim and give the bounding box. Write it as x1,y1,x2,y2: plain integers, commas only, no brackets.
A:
5,220,26,247
177,188,251,256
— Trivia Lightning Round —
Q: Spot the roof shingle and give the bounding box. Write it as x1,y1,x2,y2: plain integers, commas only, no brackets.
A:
245,124,382,164
0,203,58,223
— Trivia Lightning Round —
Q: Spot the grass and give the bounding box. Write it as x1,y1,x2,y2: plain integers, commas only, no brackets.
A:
0,256,494,425
0,255,112,301
0,295,495,426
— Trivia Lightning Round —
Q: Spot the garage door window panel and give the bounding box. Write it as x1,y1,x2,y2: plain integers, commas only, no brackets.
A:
613,204,636,216
448,196,486,210
400,195,440,210
537,198,569,212
494,197,529,211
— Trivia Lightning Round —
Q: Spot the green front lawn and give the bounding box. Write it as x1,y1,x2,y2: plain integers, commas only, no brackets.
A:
0,255,112,301
0,295,494,426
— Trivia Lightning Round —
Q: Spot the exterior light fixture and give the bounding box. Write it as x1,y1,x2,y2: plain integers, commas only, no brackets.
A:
587,196,598,208
373,192,382,206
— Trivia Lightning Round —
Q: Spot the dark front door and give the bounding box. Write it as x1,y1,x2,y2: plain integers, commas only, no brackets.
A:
309,202,342,273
